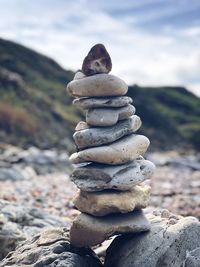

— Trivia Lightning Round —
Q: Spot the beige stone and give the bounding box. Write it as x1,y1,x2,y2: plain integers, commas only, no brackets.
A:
73,71,86,80
74,185,151,216
75,121,90,131
69,134,150,165
67,74,128,97
70,210,150,247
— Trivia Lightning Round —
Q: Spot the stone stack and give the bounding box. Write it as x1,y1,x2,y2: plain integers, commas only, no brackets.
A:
67,44,155,247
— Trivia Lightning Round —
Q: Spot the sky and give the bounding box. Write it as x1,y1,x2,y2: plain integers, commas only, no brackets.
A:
0,0,200,96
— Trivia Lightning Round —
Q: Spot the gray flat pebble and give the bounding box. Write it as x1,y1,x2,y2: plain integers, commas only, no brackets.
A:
71,158,155,191
73,115,141,149
73,96,133,109
86,104,135,126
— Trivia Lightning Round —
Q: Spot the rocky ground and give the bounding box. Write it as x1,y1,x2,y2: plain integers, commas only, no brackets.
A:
0,146,199,221
0,146,200,265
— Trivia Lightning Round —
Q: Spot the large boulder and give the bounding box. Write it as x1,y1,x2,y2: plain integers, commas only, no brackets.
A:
104,210,200,267
0,200,68,260
0,228,102,267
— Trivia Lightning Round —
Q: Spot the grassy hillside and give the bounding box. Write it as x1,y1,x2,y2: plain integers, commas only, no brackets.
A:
128,86,200,150
0,38,199,151
0,38,80,150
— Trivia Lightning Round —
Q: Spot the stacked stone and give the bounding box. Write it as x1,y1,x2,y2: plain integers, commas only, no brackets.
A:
67,44,155,247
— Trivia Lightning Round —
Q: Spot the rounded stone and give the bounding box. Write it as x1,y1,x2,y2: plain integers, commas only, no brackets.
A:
69,134,150,165
73,116,141,149
67,74,128,97
81,43,112,76
86,105,135,126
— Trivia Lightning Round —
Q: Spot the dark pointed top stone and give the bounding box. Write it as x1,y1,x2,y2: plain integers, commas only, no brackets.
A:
82,44,112,76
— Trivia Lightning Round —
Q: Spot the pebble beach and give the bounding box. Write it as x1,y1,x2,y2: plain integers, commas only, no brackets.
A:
0,151,199,220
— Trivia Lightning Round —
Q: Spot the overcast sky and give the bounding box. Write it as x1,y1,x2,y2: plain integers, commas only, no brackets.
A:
0,0,200,96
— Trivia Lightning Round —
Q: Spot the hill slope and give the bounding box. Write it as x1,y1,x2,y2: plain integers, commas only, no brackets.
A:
0,38,199,151
0,38,79,149
128,85,200,150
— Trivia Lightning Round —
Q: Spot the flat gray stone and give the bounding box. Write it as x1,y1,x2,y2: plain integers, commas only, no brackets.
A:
69,134,150,165
86,104,135,126
0,228,102,267
104,210,200,267
73,96,133,109
70,210,150,247
67,74,128,97
73,116,141,149
70,158,155,191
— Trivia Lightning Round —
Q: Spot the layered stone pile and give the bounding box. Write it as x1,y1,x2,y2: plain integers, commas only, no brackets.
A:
67,44,155,247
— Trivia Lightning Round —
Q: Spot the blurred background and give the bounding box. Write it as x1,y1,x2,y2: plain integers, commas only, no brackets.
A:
0,0,200,254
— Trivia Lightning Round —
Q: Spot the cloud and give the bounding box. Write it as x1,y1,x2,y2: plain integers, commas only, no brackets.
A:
0,0,199,96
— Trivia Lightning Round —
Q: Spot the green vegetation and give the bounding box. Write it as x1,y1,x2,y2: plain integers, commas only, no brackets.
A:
128,86,200,150
0,38,199,151
0,38,80,150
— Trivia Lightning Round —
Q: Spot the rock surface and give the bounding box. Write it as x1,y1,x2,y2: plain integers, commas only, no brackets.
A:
184,247,200,267
86,105,135,126
0,228,102,267
74,185,151,216
70,210,150,247
70,134,150,165
71,159,155,191
73,116,141,149
104,209,200,267
67,74,128,97
0,200,67,260
82,43,112,76
73,96,133,109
